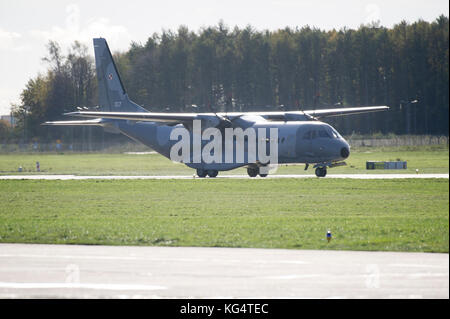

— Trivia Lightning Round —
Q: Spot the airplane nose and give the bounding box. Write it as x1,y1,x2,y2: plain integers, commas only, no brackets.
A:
340,146,350,159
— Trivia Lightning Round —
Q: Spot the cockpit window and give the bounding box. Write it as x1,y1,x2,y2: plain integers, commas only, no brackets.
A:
323,126,341,139
331,129,340,139
318,130,331,138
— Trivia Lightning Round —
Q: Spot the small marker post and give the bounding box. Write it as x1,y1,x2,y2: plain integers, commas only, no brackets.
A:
327,230,332,243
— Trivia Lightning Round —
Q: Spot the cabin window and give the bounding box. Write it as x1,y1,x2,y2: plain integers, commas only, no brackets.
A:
303,130,317,140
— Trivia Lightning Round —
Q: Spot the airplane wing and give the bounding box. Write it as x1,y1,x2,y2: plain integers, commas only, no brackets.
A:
43,118,106,126
60,105,389,126
62,111,238,128
303,105,389,118
229,105,389,121
63,111,202,124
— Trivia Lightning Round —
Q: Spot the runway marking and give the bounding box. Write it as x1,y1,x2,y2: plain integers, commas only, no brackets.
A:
0,174,448,180
0,282,167,291
210,258,241,263
408,273,449,278
252,259,309,265
0,254,308,265
123,152,157,155
263,274,322,280
278,260,309,265
262,273,449,280
0,244,447,298
389,264,448,269
0,254,206,263
0,254,142,260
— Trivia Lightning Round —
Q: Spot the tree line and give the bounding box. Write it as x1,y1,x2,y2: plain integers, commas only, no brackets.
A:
2,16,448,144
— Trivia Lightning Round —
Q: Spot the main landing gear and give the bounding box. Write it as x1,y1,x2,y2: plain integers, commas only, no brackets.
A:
315,166,327,178
247,167,268,178
196,168,218,178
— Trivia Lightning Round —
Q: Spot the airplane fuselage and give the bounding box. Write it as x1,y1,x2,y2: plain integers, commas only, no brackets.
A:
113,118,350,172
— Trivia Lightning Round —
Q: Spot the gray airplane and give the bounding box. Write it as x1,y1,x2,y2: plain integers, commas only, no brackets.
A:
45,38,389,178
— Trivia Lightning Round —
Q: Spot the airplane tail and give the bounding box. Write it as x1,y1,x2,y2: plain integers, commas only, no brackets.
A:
93,38,146,112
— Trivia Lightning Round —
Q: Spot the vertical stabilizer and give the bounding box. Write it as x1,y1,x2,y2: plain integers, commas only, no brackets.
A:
93,38,146,112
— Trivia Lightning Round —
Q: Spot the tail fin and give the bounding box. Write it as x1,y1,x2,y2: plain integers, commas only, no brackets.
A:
93,38,146,112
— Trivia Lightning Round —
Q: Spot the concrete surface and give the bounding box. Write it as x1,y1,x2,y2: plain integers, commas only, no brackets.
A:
0,244,447,299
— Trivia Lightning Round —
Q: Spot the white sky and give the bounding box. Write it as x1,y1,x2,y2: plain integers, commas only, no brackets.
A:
0,0,448,114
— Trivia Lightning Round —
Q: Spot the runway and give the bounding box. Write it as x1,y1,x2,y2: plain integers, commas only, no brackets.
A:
0,173,448,180
0,244,447,298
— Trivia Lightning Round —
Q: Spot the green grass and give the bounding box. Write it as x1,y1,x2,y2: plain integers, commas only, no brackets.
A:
0,145,448,175
0,178,448,252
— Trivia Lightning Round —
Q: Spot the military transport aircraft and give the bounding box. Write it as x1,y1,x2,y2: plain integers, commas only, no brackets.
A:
44,38,389,178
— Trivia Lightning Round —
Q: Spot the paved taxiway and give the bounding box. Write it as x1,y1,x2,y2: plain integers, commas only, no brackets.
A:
0,244,447,298
0,173,448,180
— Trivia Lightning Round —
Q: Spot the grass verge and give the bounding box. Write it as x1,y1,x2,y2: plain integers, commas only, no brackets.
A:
0,178,448,252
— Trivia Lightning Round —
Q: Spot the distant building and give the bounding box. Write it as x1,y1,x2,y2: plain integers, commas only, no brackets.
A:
0,115,16,127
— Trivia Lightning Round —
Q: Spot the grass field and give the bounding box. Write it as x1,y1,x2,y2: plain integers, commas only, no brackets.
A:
0,178,448,252
0,145,448,176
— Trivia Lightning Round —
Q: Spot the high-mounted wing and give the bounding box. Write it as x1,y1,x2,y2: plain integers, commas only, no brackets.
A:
303,105,389,118
63,111,200,124
44,37,389,128
62,111,231,128
60,105,389,126
43,118,105,126
243,105,389,120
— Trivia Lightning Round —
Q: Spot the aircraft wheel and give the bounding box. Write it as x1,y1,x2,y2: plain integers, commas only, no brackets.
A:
247,168,258,177
207,170,218,178
259,173,268,178
197,168,207,178
315,167,322,177
315,167,327,177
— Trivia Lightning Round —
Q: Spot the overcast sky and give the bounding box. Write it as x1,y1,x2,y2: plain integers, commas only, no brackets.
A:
0,0,448,114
